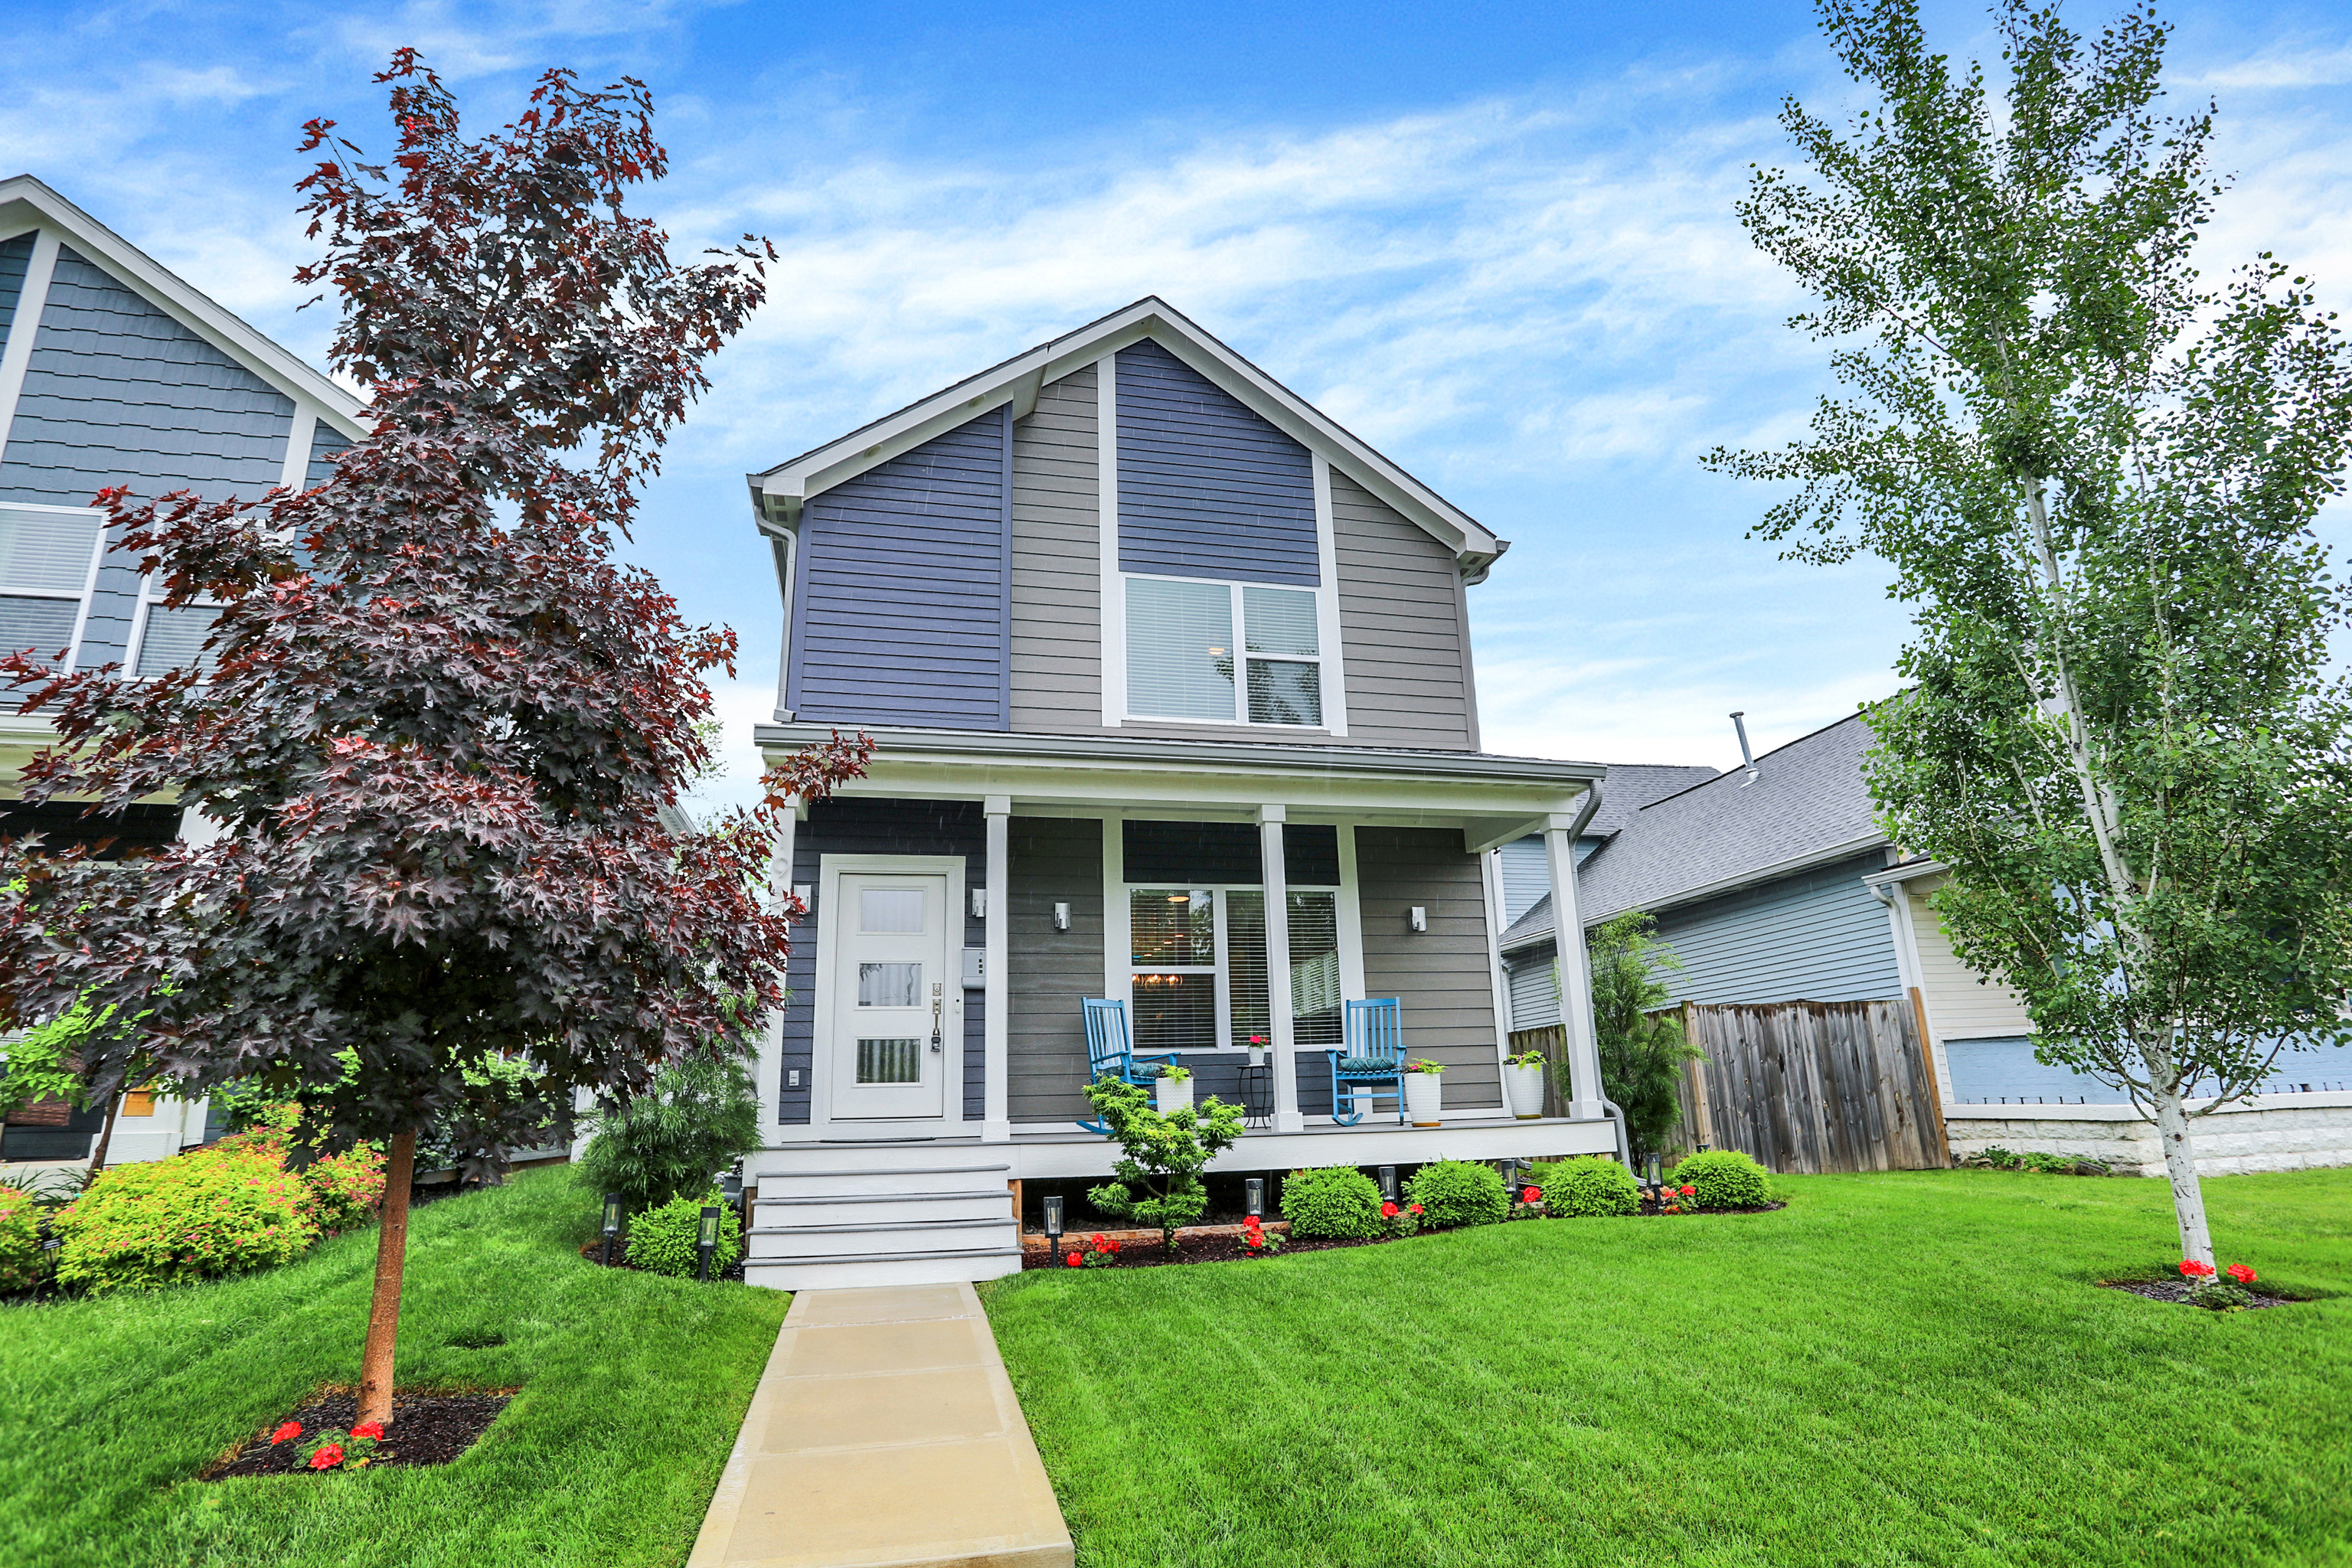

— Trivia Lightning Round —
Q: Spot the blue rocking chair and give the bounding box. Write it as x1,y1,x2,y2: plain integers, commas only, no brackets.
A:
1325,998,1406,1125
1076,997,1181,1135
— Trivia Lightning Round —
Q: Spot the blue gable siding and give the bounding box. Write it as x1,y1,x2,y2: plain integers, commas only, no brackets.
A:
305,422,350,488
779,797,988,1125
789,408,1009,730
0,232,34,354
1651,852,1903,1006
1116,338,1318,586
0,247,294,508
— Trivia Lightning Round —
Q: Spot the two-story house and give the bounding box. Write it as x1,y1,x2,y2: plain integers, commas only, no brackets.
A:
738,299,1623,1289
0,174,367,1169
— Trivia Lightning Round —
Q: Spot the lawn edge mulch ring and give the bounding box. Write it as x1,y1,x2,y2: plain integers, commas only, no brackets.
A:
2099,1276,2307,1311
204,1387,515,1479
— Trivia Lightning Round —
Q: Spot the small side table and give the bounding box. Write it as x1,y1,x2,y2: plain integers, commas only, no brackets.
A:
1236,1062,1275,1128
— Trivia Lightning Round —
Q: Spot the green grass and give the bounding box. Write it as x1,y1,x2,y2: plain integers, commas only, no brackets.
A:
984,1168,2352,1568
0,1165,788,1568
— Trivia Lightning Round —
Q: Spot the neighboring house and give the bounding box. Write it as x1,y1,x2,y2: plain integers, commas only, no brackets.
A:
741,298,1621,1289
1499,711,2352,1175
0,175,368,1170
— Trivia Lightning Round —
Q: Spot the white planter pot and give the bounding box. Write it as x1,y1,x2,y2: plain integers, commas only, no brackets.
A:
1504,1063,1547,1119
1247,1048,1268,1067
1155,1074,1194,1115
1403,1072,1442,1127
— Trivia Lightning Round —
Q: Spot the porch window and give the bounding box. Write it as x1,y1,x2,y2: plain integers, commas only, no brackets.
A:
0,510,101,671
1129,884,1344,1054
1125,576,1323,727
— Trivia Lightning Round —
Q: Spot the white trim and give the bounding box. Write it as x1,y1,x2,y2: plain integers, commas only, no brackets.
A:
278,401,319,495
1861,857,1945,888
760,804,801,1129
1259,805,1302,1132
1544,820,1604,1119
1888,880,1961,1108
1309,452,1348,737
0,227,61,472
982,798,1011,1142
810,853,967,1132
1096,354,1124,727
1335,822,1367,1004
1480,838,1515,1075
1101,814,1128,1005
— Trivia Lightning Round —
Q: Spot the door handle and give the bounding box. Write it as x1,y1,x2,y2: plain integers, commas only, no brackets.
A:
930,983,944,1052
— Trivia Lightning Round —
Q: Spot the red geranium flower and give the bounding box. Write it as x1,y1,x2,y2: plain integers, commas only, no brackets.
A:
1680,1185,1696,1197
2225,1263,2257,1285
1066,1252,1082,1268
270,1422,302,1444
351,1421,384,1441
1522,1186,1540,1203
1409,1204,1423,1215
2179,1259,2216,1279
1380,1201,1399,1218
309,1443,344,1471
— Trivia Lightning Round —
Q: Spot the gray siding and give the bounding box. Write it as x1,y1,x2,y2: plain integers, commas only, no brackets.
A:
305,422,350,488
1354,825,1501,1108
777,797,987,1125
1651,853,1903,1007
1008,365,1102,731
1331,470,1476,750
789,409,1009,730
1116,338,1316,586
0,232,33,354
1006,815,1105,1123
0,247,293,507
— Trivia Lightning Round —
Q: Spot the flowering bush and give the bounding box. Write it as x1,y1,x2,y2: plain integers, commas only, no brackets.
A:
0,1184,42,1292
54,1148,318,1293
1239,1214,1284,1255
1405,1160,1510,1228
1658,1183,1699,1214
299,1147,387,1232
1076,1233,1122,1267
1279,1166,1384,1240
1530,1156,1639,1218
1377,1199,1423,1239
1665,1149,1774,1210
2180,1257,2260,1312
271,1418,382,1472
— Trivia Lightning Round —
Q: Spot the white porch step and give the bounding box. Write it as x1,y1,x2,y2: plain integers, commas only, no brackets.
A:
750,1216,1018,1260
744,1246,1025,1292
744,1161,1011,1197
753,1189,1011,1226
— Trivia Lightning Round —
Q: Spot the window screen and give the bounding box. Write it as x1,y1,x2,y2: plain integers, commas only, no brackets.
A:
1127,577,1235,720
0,598,79,668
0,513,100,592
133,604,222,678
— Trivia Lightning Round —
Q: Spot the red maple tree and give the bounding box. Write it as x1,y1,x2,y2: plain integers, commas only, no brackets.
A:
0,54,866,1426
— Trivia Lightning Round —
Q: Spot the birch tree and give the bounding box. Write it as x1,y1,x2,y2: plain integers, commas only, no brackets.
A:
1707,0,2352,1263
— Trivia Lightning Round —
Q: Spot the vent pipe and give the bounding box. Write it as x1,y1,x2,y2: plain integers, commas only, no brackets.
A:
1730,711,1759,786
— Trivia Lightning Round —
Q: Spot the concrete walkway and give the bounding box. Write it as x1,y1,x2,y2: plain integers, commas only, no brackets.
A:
688,1282,1074,1568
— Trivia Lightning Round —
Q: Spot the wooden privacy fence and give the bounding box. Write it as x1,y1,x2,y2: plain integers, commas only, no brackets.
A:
1676,999,1949,1174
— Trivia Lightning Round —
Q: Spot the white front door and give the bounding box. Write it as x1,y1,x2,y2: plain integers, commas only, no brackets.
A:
830,872,952,1120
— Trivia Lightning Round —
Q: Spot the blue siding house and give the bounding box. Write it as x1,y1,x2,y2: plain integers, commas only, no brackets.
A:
739,299,1623,1289
0,175,368,1169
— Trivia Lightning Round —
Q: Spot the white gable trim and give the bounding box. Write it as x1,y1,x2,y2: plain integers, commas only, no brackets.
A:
746,296,1505,575
0,174,368,441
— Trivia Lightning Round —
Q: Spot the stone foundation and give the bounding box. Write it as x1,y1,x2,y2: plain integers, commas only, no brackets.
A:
1945,1091,2352,1178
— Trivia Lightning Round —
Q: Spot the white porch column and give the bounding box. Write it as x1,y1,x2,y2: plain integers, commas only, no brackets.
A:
758,796,801,1135
982,795,1011,1142
1544,810,1606,1120
1260,806,1303,1132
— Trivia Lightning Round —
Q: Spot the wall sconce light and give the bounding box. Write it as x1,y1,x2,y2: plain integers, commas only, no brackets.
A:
1043,1194,1065,1254
1378,1165,1398,1203
697,1204,723,1282
971,887,988,920
1245,1177,1264,1219
601,1192,623,1267
792,884,812,910
1408,906,1427,933
1053,901,1070,932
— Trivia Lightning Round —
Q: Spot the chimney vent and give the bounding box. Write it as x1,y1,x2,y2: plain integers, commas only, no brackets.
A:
1730,712,1759,786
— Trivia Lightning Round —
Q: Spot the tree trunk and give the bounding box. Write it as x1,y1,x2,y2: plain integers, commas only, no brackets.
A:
356,1129,416,1430
87,1094,122,1173
2149,1077,2213,1266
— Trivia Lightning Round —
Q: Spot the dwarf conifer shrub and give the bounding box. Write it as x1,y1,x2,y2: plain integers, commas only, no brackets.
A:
1279,1166,1383,1240
0,1184,41,1292
1405,1160,1510,1228
55,1148,318,1292
623,1189,743,1278
1532,1156,1640,1217
1667,1149,1773,1210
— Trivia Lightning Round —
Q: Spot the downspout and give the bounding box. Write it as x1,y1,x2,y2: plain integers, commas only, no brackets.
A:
1558,783,1632,1167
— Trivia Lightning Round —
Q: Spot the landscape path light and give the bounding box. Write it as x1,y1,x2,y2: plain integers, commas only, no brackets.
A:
601,1193,623,1266
1245,1177,1264,1220
1043,1194,1064,1257
1378,1165,1398,1204
697,1205,722,1282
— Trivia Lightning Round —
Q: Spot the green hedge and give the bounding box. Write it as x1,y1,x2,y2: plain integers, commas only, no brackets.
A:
55,1148,319,1293
1279,1166,1383,1240
0,1184,41,1292
624,1190,745,1278
1668,1149,1775,1210
1405,1161,1509,1229
1532,1156,1640,1217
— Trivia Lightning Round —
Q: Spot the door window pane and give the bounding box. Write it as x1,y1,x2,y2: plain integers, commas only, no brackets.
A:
1132,972,1216,1053
1130,888,1214,965
0,512,100,592
1243,586,1318,655
0,596,79,668
855,1038,922,1083
1127,577,1235,719
1246,658,1321,726
857,962,921,1008
859,888,925,933
134,603,222,678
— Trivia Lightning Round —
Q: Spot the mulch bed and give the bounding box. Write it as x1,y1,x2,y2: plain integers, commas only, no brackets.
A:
207,1388,514,1478
576,1237,746,1283
2100,1276,2301,1311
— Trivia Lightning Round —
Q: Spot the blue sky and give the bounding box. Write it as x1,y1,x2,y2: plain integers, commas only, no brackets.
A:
5,0,2350,808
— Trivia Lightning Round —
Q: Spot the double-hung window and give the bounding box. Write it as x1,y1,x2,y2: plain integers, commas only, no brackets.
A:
1125,577,1324,727
0,509,102,671
1128,884,1345,1056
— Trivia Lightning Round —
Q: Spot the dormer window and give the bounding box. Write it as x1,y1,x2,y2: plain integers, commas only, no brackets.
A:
0,509,102,671
1125,576,1322,727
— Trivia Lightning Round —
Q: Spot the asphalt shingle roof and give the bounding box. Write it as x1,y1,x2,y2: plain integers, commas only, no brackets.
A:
1500,713,1886,948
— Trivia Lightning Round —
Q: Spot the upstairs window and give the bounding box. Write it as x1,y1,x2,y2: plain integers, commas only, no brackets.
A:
0,511,101,671
1125,576,1323,727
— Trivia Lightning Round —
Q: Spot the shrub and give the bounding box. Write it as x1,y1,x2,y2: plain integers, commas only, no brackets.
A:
1405,1160,1510,1229
0,1184,42,1292
55,1148,318,1292
577,1055,764,1211
1279,1166,1383,1240
299,1147,387,1231
1082,1077,1244,1253
624,1188,744,1278
1532,1156,1640,1217
1666,1149,1774,1210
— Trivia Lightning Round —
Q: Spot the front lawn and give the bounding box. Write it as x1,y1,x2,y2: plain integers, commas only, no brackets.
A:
985,1168,2352,1567
0,1165,786,1568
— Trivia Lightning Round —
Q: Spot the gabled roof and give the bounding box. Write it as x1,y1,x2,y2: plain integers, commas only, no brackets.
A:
1580,763,1722,840
1500,713,1887,949
0,174,368,436
746,296,1507,578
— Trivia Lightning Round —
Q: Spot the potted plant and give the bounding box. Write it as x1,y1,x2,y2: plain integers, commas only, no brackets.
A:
1402,1058,1444,1126
1246,1035,1268,1067
1503,1050,1547,1119
1154,1063,1194,1115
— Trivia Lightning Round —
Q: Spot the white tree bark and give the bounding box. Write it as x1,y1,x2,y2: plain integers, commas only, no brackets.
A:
2148,1070,2213,1265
